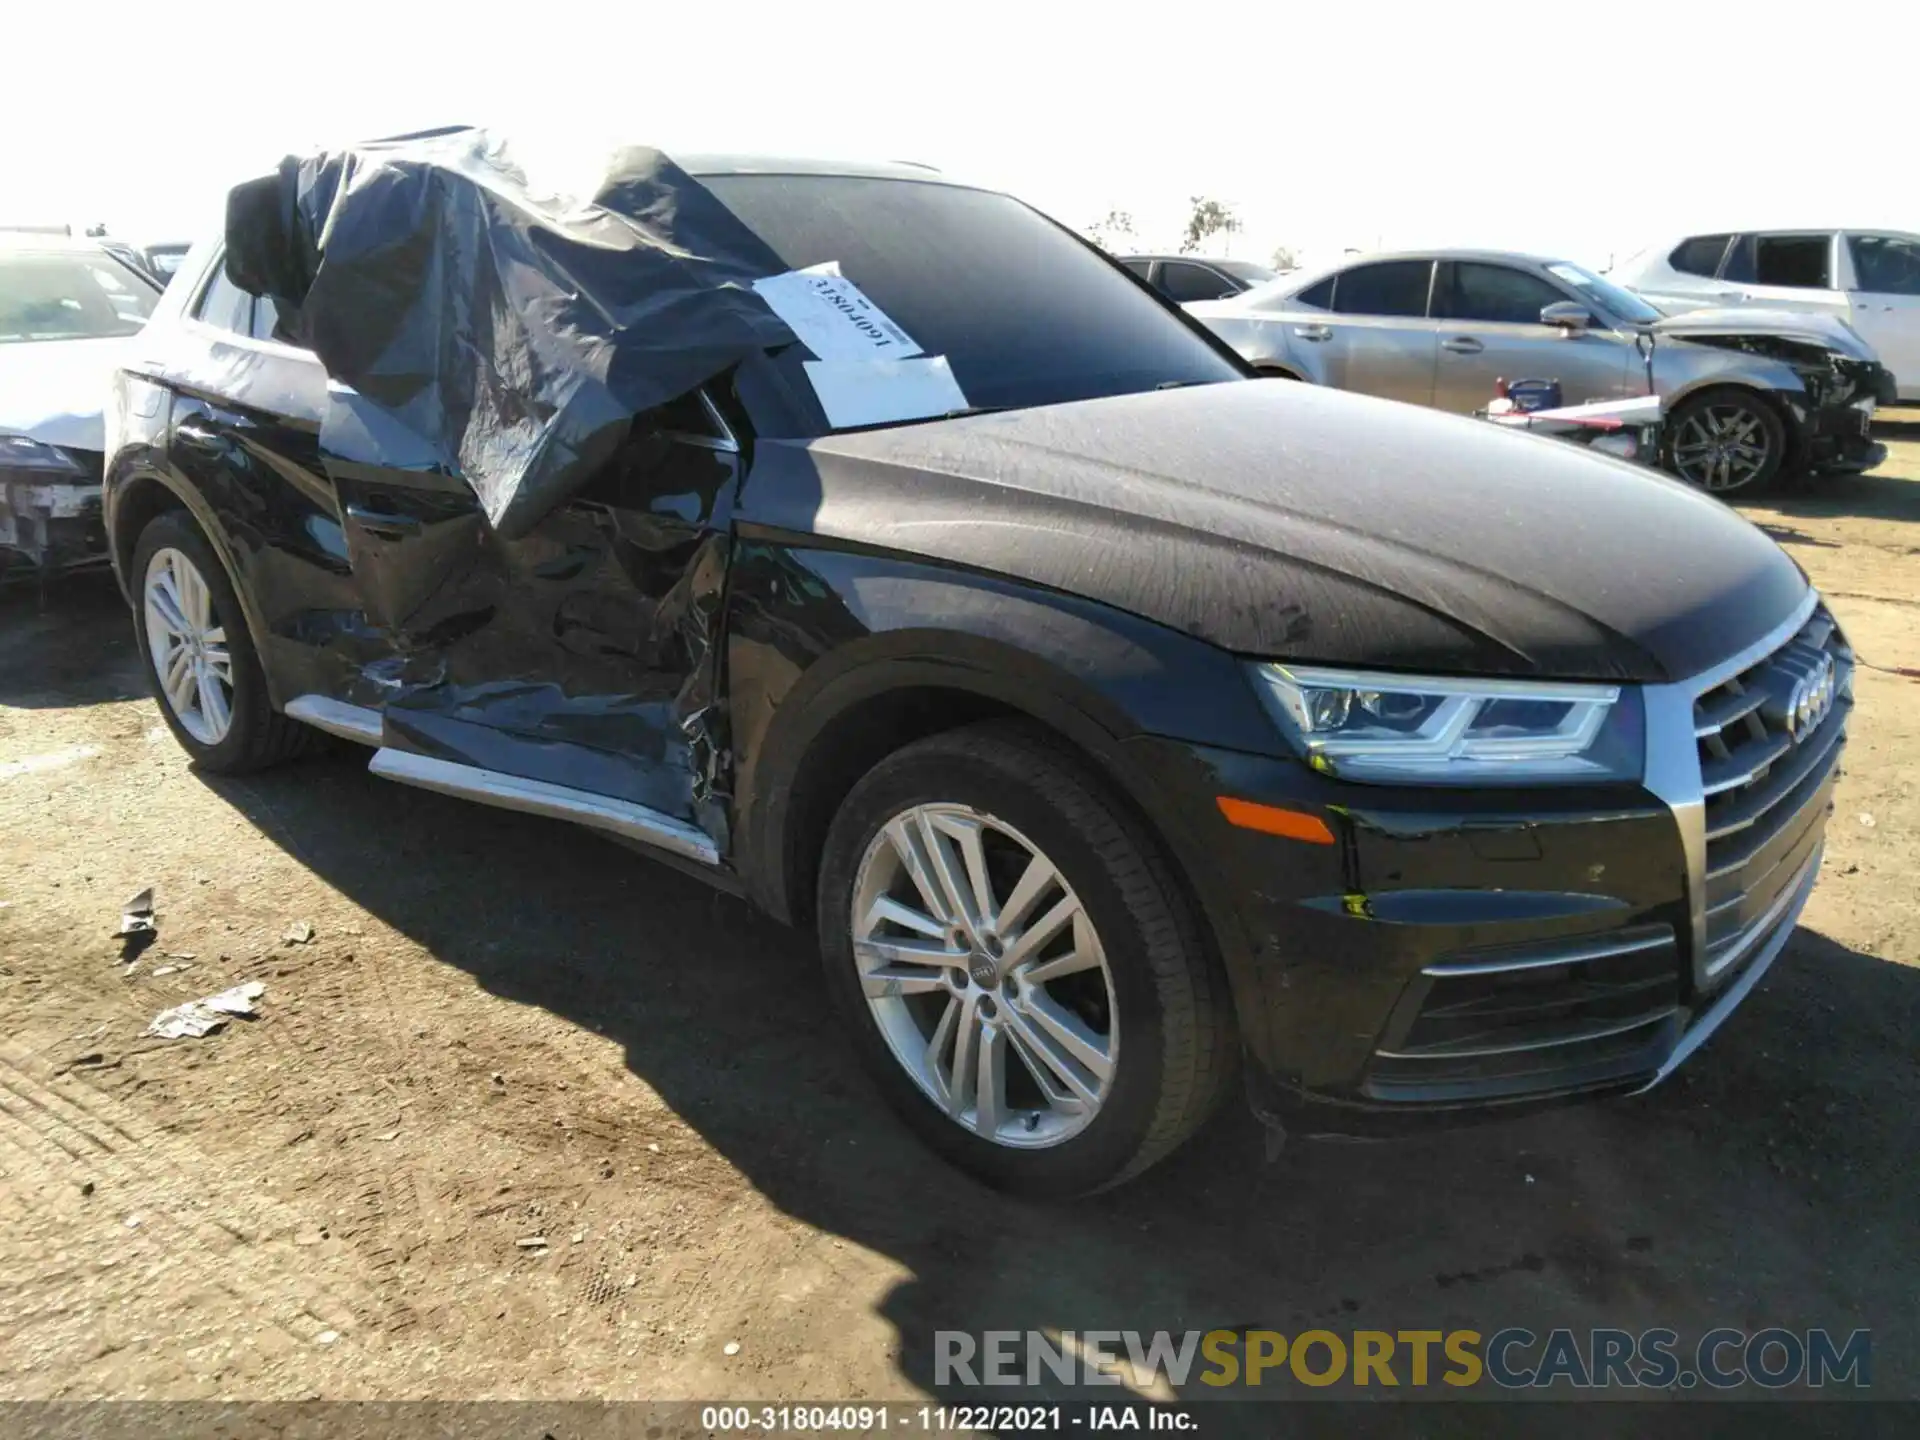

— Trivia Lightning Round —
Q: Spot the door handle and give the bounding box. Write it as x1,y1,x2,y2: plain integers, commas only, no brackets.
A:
1441,336,1485,354
1292,324,1332,341
345,503,422,541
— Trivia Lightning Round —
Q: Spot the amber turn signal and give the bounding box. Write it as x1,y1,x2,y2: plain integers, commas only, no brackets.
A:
1215,796,1336,845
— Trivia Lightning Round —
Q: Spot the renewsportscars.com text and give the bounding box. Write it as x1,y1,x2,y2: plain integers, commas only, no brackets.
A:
935,1327,1871,1390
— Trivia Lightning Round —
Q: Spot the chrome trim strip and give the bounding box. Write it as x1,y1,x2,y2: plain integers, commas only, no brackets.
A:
1374,1009,1673,1062
1694,687,1767,738
367,748,721,866
1422,928,1674,977
1682,589,1821,696
1635,846,1820,1092
1702,846,1822,982
285,695,383,745
1641,587,1820,990
1700,732,1792,795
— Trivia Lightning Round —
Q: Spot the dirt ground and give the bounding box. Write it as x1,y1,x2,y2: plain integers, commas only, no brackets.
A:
2,421,1918,1406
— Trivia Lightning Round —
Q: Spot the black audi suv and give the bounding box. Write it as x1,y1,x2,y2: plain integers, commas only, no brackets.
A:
102,152,1850,1196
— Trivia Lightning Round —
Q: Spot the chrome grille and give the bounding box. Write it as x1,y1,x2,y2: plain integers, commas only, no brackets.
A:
1692,607,1850,985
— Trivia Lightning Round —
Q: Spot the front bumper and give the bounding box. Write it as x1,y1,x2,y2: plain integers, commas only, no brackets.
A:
1,468,108,572
1133,594,1849,1134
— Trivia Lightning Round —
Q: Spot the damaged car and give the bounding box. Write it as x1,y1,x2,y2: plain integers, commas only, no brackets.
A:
1189,250,1896,493
2,232,161,575
105,132,1849,1195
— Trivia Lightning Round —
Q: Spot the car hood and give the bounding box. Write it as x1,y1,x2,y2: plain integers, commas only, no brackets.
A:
1648,306,1877,360
753,381,1807,683
0,336,127,451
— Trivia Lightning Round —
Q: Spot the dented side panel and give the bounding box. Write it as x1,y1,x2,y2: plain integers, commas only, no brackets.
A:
322,424,743,837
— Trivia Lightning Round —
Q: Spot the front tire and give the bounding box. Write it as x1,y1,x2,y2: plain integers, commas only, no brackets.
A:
1662,387,1787,494
816,721,1235,1197
131,511,312,774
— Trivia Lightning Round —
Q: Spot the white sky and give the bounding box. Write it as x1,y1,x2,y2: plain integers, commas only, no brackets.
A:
5,0,1915,272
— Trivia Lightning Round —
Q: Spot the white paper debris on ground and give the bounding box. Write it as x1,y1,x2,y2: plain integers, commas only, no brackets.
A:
803,356,970,430
115,888,156,939
0,744,101,781
752,264,922,362
143,981,265,1040
283,920,315,945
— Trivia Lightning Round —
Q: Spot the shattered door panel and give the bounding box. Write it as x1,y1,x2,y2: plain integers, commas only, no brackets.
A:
332,417,741,835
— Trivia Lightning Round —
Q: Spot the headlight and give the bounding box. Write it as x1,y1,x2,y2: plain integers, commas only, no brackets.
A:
1248,663,1644,785
0,434,86,475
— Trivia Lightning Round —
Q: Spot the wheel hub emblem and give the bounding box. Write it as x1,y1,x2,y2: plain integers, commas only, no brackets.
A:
968,956,999,988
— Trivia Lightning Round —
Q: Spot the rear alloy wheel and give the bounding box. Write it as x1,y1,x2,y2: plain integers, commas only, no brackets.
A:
817,722,1235,1197
143,545,235,747
1663,389,1786,494
131,511,313,773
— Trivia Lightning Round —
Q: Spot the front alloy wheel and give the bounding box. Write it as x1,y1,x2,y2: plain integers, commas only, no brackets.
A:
143,546,235,746
852,803,1119,1148
818,722,1236,1197
1664,390,1785,493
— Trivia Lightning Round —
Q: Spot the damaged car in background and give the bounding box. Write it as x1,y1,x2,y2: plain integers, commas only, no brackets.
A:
1189,250,1897,493
105,130,1850,1195
2,232,161,576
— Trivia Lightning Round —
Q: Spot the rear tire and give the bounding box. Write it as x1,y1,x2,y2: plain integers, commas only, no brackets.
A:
816,721,1235,1197
131,511,313,774
1661,387,1787,494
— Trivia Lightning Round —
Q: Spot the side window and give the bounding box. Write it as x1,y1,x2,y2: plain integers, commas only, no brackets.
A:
1120,259,1154,282
1669,234,1732,277
248,295,286,343
1442,263,1568,325
1847,234,1920,296
1291,276,1334,310
1330,261,1432,317
1158,262,1237,303
1747,234,1833,289
194,263,253,334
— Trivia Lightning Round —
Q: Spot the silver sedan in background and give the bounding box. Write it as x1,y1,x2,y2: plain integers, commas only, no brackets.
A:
1187,249,1895,493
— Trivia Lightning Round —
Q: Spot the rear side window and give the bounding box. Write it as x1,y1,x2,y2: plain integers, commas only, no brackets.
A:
195,265,254,333
1726,234,1832,289
1331,261,1432,317
1121,259,1153,281
1158,261,1237,303
1669,234,1731,277
1441,263,1567,325
1848,234,1920,296
1291,276,1334,309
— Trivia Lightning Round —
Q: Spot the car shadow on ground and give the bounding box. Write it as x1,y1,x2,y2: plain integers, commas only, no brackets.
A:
0,569,146,709
196,749,1920,1409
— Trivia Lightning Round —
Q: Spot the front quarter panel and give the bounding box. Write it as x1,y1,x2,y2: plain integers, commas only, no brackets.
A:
1651,340,1810,411
725,536,1299,1044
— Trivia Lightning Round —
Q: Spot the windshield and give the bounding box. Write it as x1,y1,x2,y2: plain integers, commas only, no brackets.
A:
0,251,157,343
701,174,1242,435
1546,261,1664,325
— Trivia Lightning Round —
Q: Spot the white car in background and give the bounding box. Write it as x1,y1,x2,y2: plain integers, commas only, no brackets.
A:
1614,231,1920,402
1,233,161,571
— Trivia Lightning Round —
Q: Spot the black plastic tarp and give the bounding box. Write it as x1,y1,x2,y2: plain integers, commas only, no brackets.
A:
224,127,795,536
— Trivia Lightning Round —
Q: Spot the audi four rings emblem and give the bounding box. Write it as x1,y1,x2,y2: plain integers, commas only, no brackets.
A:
1787,652,1837,738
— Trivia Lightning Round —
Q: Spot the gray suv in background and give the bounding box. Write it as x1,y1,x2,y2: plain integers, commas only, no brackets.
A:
1188,249,1895,494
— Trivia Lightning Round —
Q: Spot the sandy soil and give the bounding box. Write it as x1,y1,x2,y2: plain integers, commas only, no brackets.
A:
2,423,1917,1404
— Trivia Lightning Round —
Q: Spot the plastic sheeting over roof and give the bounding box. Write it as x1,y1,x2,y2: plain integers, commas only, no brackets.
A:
223,127,796,537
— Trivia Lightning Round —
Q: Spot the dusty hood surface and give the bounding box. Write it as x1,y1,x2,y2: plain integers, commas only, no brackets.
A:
0,336,126,451
1649,305,1877,359
755,380,1806,683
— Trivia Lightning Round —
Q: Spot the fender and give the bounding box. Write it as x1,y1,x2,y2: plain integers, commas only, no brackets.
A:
723,538,1289,1051
103,460,287,706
